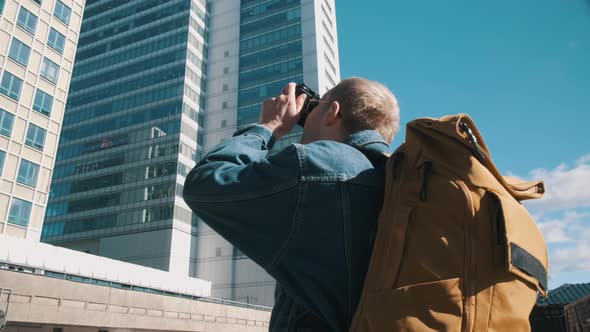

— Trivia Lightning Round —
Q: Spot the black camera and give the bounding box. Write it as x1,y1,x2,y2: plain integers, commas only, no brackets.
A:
295,83,321,127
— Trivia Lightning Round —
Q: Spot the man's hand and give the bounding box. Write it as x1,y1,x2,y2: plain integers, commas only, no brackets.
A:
259,83,308,139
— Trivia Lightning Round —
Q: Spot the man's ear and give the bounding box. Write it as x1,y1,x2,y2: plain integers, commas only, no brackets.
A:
324,101,341,126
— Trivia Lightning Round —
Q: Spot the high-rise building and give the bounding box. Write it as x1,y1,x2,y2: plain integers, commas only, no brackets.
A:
198,0,340,306
42,0,211,275
0,0,85,240
42,0,339,307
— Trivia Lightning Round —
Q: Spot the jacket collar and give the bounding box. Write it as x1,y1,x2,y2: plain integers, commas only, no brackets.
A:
343,130,391,154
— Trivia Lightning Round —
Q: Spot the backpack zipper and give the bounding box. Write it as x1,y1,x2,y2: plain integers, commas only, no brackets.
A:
420,161,433,201
457,180,476,332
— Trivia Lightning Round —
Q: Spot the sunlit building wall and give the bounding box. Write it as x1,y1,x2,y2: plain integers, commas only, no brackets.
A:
0,0,85,241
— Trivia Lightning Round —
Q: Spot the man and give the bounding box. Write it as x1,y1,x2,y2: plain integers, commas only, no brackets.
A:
183,77,400,331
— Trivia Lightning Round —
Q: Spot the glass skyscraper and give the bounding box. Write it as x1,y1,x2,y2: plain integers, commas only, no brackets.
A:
42,0,339,307
42,0,210,274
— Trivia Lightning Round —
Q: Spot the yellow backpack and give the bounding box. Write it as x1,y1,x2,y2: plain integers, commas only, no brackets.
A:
350,114,549,332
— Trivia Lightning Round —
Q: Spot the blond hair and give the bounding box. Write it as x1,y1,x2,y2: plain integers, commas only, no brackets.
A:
329,77,400,143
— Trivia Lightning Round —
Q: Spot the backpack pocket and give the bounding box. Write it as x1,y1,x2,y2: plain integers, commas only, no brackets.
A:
490,192,548,296
357,277,464,332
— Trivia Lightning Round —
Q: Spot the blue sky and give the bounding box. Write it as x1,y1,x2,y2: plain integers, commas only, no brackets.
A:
336,0,590,289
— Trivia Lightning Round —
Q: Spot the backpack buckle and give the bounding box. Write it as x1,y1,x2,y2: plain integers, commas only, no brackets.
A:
459,122,486,161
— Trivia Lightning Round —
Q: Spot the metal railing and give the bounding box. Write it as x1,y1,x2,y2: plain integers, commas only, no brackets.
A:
1,264,271,312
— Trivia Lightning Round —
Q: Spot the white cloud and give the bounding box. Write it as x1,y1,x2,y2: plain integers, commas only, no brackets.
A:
551,243,590,272
537,210,589,244
522,153,590,212
577,154,590,165
538,221,570,243
512,154,590,277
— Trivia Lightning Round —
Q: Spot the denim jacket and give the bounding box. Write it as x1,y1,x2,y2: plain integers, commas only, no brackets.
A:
183,125,390,331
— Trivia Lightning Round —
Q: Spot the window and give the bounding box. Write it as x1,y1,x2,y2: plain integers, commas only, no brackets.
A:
40,58,59,83
0,109,14,137
222,101,227,109
33,89,53,116
53,0,71,25
0,150,5,175
0,72,23,100
221,120,227,128
17,159,40,187
47,28,65,54
9,38,31,66
223,67,229,75
25,124,46,150
17,7,38,34
222,83,228,92
224,50,229,57
8,198,33,227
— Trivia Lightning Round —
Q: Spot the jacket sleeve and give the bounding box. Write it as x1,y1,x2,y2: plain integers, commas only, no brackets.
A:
182,125,301,270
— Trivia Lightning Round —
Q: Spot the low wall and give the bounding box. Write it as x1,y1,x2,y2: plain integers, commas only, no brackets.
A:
0,270,271,332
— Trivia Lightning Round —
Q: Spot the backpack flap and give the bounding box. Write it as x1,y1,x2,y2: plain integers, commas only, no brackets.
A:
410,114,548,296
491,191,549,297
449,114,549,295
412,114,545,201
446,114,549,296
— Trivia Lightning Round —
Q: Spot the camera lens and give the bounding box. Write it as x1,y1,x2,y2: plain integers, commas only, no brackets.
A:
295,83,320,127
297,99,320,127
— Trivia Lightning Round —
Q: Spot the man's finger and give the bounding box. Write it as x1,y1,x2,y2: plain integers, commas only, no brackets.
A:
295,93,307,111
285,82,297,99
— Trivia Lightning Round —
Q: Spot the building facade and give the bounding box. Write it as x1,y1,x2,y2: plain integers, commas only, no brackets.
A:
42,0,339,307
41,0,210,275
0,0,85,240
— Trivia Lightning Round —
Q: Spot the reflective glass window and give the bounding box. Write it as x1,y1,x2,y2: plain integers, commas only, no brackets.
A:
0,150,5,175
0,71,23,100
239,41,302,72
33,89,53,116
0,109,14,137
17,159,40,187
8,198,32,227
240,8,300,38
25,123,46,150
17,7,38,34
48,28,65,54
238,75,302,107
54,0,71,25
40,57,60,83
9,38,31,66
